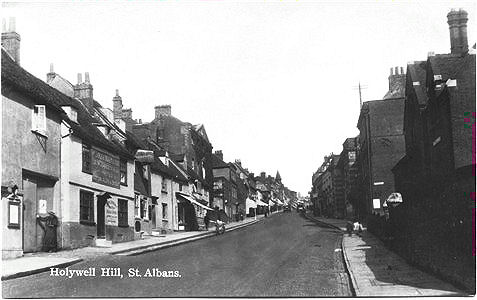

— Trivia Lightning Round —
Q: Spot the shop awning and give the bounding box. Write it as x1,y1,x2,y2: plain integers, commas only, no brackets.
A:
176,192,213,211
246,197,257,209
274,198,284,205
256,199,268,206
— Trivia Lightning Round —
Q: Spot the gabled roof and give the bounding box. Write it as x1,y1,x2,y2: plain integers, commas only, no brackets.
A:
427,53,475,98
1,50,133,159
134,163,149,196
211,153,229,169
407,61,428,106
193,123,210,143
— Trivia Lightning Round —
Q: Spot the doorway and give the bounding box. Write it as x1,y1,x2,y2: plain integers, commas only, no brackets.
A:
97,195,107,238
22,174,55,253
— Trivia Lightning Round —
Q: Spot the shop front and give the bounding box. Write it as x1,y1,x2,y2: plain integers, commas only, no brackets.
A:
176,192,212,231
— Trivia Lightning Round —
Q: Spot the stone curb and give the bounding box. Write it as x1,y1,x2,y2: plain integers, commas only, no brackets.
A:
113,218,262,256
1,258,83,281
341,237,359,296
303,213,344,232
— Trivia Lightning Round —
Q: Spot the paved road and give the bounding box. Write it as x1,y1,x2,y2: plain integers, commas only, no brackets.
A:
3,212,351,297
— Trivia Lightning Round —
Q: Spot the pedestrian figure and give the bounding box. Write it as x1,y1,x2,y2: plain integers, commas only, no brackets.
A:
37,211,58,252
353,219,363,237
346,221,354,237
204,214,210,231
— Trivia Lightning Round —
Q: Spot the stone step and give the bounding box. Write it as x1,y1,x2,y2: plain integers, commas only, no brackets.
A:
95,238,112,248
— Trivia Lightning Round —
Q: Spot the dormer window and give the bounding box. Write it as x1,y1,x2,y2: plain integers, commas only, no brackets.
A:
32,105,46,133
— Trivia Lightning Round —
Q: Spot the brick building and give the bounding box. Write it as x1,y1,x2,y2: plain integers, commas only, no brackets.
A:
356,67,406,217
391,9,475,292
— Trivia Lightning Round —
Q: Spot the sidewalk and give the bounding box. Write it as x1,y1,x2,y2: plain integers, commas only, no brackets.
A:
304,212,466,296
2,215,265,281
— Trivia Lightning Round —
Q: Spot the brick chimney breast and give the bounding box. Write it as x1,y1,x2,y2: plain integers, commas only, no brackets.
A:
214,150,223,161
447,9,469,54
155,105,171,119
1,17,21,64
112,89,123,120
73,72,94,110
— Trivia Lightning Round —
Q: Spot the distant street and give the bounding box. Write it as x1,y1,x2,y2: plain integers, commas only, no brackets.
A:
3,213,351,298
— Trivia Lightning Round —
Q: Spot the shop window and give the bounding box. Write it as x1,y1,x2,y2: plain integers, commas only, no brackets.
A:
118,199,128,227
80,190,94,224
120,160,127,186
32,105,46,133
82,144,92,174
162,203,168,219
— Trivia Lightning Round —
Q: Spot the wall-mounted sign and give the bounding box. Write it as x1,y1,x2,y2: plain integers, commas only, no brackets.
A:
373,198,381,209
92,148,120,188
105,199,118,226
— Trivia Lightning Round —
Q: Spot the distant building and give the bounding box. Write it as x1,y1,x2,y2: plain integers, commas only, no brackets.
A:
337,137,358,219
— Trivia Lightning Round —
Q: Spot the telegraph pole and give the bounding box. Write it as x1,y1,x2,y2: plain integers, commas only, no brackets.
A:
353,82,368,109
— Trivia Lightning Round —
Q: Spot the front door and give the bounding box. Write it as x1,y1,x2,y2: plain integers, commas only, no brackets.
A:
22,178,38,253
97,196,106,238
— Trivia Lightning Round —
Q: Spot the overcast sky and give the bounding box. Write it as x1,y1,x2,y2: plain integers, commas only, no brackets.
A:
2,0,475,195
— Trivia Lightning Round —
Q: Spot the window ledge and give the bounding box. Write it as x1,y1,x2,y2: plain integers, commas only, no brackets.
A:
161,190,168,194
31,129,48,138
80,220,96,226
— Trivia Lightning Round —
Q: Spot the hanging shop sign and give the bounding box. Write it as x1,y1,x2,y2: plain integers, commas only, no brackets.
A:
92,148,120,188
135,150,154,163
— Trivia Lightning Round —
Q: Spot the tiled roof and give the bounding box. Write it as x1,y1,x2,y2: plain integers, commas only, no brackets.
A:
211,153,229,169
407,61,428,106
428,53,475,98
1,50,133,159
134,164,149,196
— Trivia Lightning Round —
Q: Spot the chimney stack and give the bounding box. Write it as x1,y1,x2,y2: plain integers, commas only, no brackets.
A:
74,72,94,110
1,17,21,64
447,9,469,54
155,105,172,119
214,150,223,160
260,172,266,179
46,63,55,83
387,66,406,92
112,89,123,120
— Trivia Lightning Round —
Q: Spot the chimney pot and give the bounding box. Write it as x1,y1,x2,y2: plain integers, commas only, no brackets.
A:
115,89,119,97
49,63,54,73
390,67,393,75
85,72,90,84
394,66,399,75
447,9,469,54
77,73,82,84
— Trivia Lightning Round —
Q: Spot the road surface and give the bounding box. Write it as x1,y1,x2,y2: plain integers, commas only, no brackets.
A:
3,212,351,297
